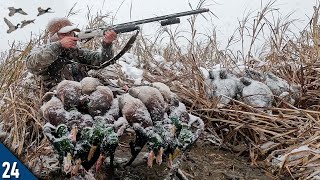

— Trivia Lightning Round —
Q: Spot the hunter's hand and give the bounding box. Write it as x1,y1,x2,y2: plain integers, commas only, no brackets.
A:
103,30,117,44
59,36,79,49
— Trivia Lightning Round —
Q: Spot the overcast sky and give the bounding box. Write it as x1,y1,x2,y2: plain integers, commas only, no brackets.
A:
0,0,316,52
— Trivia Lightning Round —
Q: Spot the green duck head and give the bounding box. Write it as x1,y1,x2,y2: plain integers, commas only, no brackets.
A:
177,123,194,150
170,116,182,132
146,129,163,151
105,127,119,145
91,122,108,144
56,124,69,138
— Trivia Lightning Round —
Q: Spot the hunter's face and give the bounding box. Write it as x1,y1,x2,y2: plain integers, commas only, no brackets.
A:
58,31,76,39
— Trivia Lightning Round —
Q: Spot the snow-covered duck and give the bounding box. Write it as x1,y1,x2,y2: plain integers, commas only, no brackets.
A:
80,77,102,95
128,85,166,122
151,82,179,107
93,97,120,124
240,77,273,112
87,86,114,116
206,69,242,107
56,80,82,110
151,121,178,168
41,95,69,126
263,72,301,105
118,93,154,166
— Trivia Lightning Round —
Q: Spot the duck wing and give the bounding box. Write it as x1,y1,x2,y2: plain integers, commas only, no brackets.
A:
37,7,44,12
20,20,27,28
37,7,43,16
24,19,35,24
4,17,14,28
18,9,28,15
8,7,16,16
21,19,34,24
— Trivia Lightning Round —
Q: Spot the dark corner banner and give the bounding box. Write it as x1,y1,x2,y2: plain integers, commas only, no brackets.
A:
0,143,37,180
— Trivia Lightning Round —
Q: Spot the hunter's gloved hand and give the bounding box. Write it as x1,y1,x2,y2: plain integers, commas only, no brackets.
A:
103,30,117,44
60,36,79,49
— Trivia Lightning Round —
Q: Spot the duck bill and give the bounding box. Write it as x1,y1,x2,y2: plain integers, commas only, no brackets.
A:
87,145,97,161
63,153,72,173
71,159,82,176
96,154,106,172
172,148,181,160
70,126,78,142
147,150,155,168
156,147,164,165
167,153,173,168
171,126,177,135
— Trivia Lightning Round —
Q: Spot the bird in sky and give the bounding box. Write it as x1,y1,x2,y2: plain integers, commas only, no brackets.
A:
4,17,20,33
37,7,54,16
8,7,28,17
20,19,35,28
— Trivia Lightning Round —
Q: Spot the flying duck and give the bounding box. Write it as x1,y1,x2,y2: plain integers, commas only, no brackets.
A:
20,19,35,28
8,7,28,17
37,7,54,16
4,17,20,33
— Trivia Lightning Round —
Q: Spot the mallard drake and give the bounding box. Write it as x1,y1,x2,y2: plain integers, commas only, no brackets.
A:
8,7,28,16
119,94,153,166
37,7,54,16
151,82,179,107
151,122,177,168
40,96,69,126
4,17,20,33
56,80,82,110
80,77,102,95
20,19,35,28
168,102,190,124
128,86,166,122
43,123,75,173
145,128,164,167
96,127,119,172
119,94,152,128
87,86,114,116
74,122,118,172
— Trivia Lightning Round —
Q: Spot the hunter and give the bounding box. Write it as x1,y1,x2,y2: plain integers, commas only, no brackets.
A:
26,17,117,91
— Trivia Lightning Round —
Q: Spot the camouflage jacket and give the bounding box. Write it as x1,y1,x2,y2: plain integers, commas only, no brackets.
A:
26,41,114,91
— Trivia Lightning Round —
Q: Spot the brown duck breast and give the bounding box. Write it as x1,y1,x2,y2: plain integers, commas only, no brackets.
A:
128,86,166,122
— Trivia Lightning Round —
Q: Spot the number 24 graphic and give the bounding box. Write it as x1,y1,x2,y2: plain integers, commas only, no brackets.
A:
2,162,20,178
